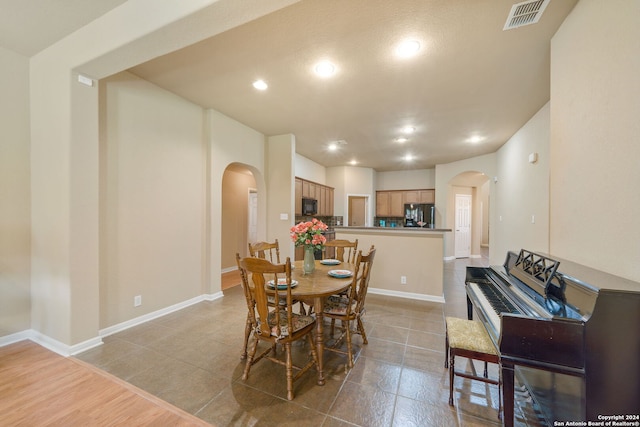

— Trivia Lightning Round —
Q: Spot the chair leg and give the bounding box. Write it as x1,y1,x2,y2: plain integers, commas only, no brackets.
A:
356,317,368,344
444,332,449,368
449,352,455,406
330,318,336,337
484,361,488,378
285,342,294,401
345,320,354,369
241,313,251,359
242,335,259,381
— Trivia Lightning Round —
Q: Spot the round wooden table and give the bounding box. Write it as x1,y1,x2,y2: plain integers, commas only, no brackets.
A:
289,259,355,385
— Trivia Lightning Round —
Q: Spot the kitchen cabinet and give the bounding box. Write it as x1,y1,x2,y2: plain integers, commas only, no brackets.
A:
376,191,390,216
419,189,435,204
376,189,435,217
318,186,326,215
404,189,435,204
390,192,404,217
295,178,303,215
296,177,334,216
376,191,404,217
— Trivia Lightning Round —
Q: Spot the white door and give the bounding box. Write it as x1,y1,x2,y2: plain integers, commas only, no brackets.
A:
248,190,258,245
455,194,472,258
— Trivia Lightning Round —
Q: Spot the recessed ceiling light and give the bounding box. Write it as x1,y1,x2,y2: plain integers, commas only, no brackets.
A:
328,139,347,151
349,160,358,165
404,154,414,162
401,126,415,134
252,79,268,90
395,137,409,143
467,135,485,144
314,60,336,78
395,39,421,58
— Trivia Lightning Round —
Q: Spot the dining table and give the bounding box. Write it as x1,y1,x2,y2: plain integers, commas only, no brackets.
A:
288,259,356,385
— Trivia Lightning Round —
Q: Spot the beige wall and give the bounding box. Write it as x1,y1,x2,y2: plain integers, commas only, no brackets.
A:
100,72,206,328
550,0,640,282
336,229,445,301
267,135,296,260
207,108,267,294
295,154,326,184
0,47,31,337
492,103,550,265
25,0,299,352
376,169,436,190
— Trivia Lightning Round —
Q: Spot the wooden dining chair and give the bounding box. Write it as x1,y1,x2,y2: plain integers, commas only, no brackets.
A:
248,239,280,263
323,239,358,263
236,254,318,401
238,250,296,360
323,245,376,369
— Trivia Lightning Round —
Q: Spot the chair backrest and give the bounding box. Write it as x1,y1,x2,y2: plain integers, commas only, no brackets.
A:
237,254,294,339
248,239,280,264
324,239,358,263
350,245,376,314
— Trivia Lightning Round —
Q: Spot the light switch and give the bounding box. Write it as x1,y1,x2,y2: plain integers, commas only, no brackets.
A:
279,213,288,220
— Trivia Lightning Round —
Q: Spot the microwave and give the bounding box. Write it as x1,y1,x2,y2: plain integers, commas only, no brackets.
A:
302,198,317,215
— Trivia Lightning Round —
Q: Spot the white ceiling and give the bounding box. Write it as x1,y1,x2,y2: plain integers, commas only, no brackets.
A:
0,0,127,57
1,0,577,172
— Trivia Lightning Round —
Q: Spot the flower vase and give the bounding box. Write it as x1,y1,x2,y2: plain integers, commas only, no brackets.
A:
303,245,316,275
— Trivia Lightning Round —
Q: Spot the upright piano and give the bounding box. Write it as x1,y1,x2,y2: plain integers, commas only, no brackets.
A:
465,249,640,426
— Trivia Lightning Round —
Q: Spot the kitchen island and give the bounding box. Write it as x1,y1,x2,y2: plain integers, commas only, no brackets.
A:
334,226,451,302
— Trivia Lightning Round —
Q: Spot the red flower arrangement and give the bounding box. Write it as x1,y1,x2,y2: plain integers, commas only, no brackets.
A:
290,218,328,250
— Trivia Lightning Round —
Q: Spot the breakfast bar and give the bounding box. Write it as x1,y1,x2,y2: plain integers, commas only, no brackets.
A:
334,226,451,303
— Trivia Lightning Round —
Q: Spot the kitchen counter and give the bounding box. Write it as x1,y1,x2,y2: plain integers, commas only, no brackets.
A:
334,226,449,302
334,226,451,233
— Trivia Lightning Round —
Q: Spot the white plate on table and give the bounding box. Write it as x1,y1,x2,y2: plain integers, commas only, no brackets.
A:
267,278,298,289
328,269,353,278
320,259,341,265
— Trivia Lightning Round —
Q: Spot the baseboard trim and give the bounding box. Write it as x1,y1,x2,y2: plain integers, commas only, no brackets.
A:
221,266,238,274
0,292,227,356
0,330,102,357
368,287,445,304
0,330,34,348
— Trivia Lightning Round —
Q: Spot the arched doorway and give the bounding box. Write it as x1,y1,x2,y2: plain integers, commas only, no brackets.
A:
447,171,490,259
221,163,258,289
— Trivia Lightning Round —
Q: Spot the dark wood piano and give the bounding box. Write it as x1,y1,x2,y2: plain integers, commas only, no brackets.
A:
466,249,640,426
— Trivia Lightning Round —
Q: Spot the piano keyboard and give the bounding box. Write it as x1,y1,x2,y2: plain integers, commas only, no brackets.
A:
468,281,521,334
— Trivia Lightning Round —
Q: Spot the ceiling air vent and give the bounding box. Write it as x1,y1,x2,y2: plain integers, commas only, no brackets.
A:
503,0,550,30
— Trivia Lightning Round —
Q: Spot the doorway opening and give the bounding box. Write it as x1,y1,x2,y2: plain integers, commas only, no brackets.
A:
348,195,368,227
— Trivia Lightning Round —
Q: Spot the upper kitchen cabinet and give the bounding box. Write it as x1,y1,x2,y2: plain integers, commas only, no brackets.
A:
404,189,435,204
295,178,303,215
376,191,404,217
377,189,435,217
296,177,334,217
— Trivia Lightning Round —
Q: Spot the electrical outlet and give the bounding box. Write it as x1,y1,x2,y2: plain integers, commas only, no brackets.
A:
400,276,407,285
134,295,142,307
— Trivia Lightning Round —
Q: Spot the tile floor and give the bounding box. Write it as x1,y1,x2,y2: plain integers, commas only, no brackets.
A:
75,252,547,426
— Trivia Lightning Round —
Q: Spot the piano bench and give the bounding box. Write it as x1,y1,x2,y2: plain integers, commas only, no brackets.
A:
445,317,501,414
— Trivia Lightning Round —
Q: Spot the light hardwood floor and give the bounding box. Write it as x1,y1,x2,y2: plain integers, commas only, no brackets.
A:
0,340,210,426
221,269,241,290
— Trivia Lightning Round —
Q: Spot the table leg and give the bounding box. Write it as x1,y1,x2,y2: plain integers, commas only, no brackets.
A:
314,296,325,385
